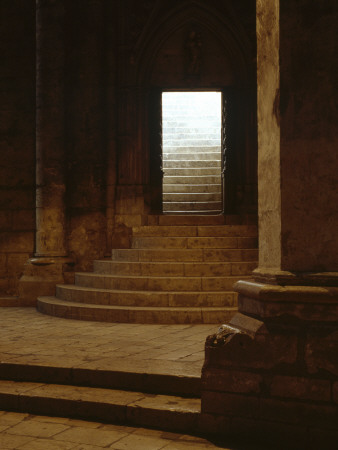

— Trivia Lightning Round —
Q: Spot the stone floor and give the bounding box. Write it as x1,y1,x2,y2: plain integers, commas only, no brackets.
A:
0,308,216,376
0,410,242,449
0,308,269,449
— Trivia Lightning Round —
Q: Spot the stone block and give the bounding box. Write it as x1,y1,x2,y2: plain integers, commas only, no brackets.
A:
198,412,230,434
270,375,331,402
202,368,262,394
0,211,12,230
7,253,30,274
333,382,338,404
0,254,7,276
12,210,35,230
305,330,338,376
259,397,338,430
0,232,34,252
204,319,298,370
201,390,259,418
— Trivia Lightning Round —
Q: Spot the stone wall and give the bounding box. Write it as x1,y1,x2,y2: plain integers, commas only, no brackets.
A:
0,0,36,295
1,0,257,297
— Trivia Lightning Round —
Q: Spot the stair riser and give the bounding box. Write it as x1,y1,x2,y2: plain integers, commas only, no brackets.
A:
163,202,222,211
164,176,221,184
132,225,258,237
163,168,220,176
163,146,220,153
75,273,247,292
132,237,258,249
37,300,237,324
93,261,257,277
163,193,222,202
163,161,221,169
163,153,220,161
163,184,221,193
0,390,200,433
56,286,238,307
0,363,200,396
112,248,258,262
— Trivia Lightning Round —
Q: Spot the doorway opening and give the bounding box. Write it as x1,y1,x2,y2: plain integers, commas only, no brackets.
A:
162,91,222,214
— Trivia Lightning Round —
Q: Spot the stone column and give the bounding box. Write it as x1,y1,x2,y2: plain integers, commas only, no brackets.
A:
19,0,73,304
201,0,338,447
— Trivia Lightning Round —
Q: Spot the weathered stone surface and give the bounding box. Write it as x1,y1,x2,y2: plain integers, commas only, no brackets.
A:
305,330,338,376
270,375,331,402
202,368,262,394
204,319,297,370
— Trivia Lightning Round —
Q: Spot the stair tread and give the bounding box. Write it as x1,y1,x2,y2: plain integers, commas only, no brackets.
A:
57,284,238,294
0,379,200,411
38,296,237,312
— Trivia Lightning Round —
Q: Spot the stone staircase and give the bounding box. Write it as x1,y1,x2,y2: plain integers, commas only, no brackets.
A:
162,92,222,213
37,215,258,324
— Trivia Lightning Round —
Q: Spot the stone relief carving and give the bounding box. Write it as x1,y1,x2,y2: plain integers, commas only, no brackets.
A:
185,29,203,77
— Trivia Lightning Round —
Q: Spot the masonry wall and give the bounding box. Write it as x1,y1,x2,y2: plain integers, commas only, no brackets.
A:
1,0,257,296
0,0,36,295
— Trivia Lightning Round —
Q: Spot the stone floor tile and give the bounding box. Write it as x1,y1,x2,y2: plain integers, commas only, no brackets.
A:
18,437,77,449
71,445,106,450
6,420,70,438
53,426,128,447
109,432,171,450
0,411,29,426
0,432,35,449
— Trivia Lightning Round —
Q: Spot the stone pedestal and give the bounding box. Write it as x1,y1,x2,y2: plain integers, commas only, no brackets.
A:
201,280,338,448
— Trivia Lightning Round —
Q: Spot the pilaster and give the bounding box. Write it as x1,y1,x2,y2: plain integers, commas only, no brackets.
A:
19,0,73,304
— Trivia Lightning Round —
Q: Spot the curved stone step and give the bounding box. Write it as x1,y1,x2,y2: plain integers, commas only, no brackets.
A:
111,248,258,262
37,296,237,324
93,260,257,277
74,272,248,292
131,236,257,249
163,175,221,184
0,379,201,432
56,285,237,307
131,225,258,237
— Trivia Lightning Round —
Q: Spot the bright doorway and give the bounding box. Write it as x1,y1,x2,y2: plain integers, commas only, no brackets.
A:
162,92,222,214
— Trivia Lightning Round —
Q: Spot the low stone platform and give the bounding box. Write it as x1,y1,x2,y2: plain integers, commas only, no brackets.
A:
0,308,217,434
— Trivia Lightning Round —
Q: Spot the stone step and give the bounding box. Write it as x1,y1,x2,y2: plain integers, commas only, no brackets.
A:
163,192,222,202
164,175,221,185
132,225,258,237
163,168,220,176
163,146,220,153
56,284,238,307
163,184,222,193
163,127,220,134
147,214,256,226
163,152,220,161
93,260,257,277
0,379,201,432
111,247,258,262
164,139,220,146
131,236,257,249
37,296,237,324
163,160,221,168
74,272,249,292
163,133,220,142
0,360,201,397
163,201,222,211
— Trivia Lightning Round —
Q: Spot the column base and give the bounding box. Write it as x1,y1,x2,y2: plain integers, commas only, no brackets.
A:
18,257,75,306
201,279,338,449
